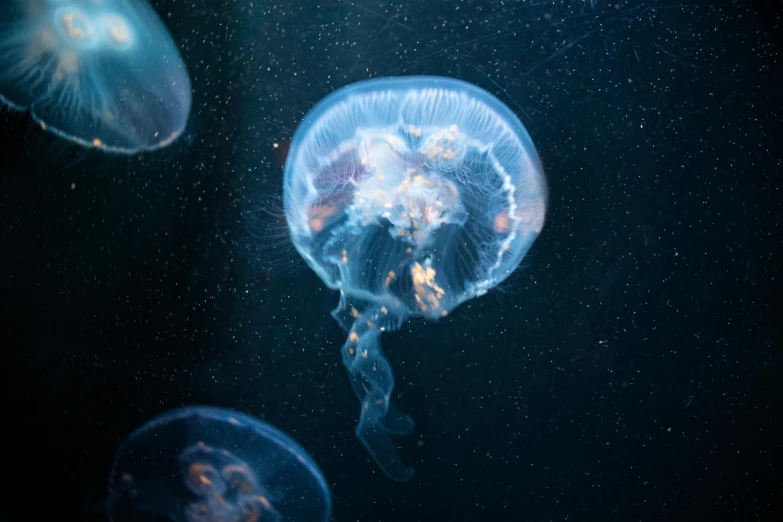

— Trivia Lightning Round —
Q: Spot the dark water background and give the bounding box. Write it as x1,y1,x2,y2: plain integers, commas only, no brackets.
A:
2,0,781,520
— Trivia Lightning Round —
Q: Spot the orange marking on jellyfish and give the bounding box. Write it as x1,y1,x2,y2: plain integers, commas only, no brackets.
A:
104,17,131,44
494,212,511,234
307,204,337,232
309,218,323,232
62,13,91,39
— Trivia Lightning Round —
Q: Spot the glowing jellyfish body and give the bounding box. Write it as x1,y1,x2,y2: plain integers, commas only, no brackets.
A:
0,0,191,153
108,406,332,522
283,76,548,480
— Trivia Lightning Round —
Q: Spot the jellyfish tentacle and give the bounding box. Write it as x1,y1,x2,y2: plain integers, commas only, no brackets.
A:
340,303,414,481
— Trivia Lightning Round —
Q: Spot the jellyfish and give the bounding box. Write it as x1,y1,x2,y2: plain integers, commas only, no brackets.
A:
0,0,191,153
108,406,332,522
283,76,548,481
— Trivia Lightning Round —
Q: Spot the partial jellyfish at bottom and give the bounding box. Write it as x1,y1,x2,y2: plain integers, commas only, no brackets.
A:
108,406,332,522
283,76,548,481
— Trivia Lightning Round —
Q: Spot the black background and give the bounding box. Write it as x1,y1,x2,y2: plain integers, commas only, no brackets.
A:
2,1,781,521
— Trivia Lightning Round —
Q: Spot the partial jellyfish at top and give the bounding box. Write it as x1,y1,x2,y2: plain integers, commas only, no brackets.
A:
0,0,191,153
283,76,548,481
108,406,332,522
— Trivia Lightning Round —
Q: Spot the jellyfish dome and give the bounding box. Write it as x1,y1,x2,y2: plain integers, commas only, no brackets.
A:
108,406,332,522
0,0,191,153
283,76,548,481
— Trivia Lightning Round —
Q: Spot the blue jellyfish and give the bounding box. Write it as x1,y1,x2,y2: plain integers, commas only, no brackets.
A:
108,406,332,522
283,76,548,481
0,0,191,153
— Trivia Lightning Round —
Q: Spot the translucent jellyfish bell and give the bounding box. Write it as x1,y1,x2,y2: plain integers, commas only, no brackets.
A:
0,0,191,153
283,76,548,481
108,406,332,522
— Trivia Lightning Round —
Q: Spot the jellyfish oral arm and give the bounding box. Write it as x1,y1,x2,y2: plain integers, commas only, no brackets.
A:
338,302,415,481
